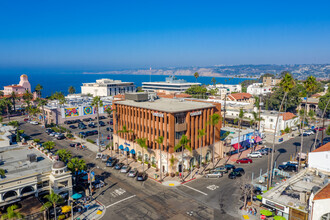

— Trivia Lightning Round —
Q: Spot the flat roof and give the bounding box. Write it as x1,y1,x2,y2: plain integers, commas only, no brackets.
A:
115,98,215,113
0,146,53,183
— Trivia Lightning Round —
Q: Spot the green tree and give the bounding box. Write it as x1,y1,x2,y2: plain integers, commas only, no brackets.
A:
208,113,221,166
185,85,208,99
37,98,48,126
67,157,87,174
68,86,76,94
211,77,217,85
34,84,43,97
91,96,103,152
197,129,206,167
1,204,24,220
56,149,72,163
42,190,63,220
9,92,18,112
326,125,330,136
0,116,3,123
0,97,12,122
136,138,148,172
43,141,55,152
234,108,245,158
269,72,295,189
174,135,191,179
194,72,199,82
118,125,133,164
105,107,115,156
0,168,5,178
155,136,164,181
8,121,20,142
169,155,177,174
319,92,330,117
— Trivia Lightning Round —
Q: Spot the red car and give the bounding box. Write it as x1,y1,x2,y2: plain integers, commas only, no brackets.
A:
24,118,29,122
314,127,325,131
236,158,253,164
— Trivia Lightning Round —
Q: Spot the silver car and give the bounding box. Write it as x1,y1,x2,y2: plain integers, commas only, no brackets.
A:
120,165,131,173
205,171,223,178
127,168,138,177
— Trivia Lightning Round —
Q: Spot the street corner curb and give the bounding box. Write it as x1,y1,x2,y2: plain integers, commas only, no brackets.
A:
148,176,162,184
181,177,196,185
95,199,106,219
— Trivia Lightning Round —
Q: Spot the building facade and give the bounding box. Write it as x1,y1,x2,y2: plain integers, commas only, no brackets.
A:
215,84,242,93
263,77,280,87
81,78,136,97
3,74,31,95
247,83,272,96
113,93,222,173
142,75,200,93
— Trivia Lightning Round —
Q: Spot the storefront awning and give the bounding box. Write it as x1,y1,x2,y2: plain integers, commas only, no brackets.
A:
255,136,262,143
232,143,242,150
241,140,250,148
124,147,129,152
118,145,124,150
130,149,136,154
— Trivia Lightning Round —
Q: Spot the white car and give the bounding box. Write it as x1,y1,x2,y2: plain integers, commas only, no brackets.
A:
205,171,223,178
96,153,103,159
49,132,56,137
247,152,262,158
54,133,62,138
30,121,39,125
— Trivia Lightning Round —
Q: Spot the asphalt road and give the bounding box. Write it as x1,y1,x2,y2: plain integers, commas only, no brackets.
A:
15,117,329,220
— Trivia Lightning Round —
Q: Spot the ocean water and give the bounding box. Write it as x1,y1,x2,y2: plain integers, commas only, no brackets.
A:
0,70,250,97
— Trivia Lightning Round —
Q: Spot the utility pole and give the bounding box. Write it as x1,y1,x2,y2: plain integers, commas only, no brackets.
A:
223,94,227,127
322,116,325,145
258,95,261,132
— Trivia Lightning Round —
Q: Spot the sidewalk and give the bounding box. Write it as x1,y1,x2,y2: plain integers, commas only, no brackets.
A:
74,200,105,220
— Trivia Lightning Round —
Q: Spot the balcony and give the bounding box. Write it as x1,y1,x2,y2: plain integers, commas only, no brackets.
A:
175,123,187,132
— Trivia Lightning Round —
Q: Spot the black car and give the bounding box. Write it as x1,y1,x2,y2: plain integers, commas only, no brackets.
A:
88,123,96,128
278,164,297,172
106,157,118,167
85,131,94,136
69,125,77,129
234,168,245,174
46,129,53,135
69,143,76,147
114,163,124,170
224,164,236,171
64,120,73,124
83,118,92,122
99,116,106,120
99,121,106,126
73,119,81,123
78,132,86,138
57,134,65,140
228,171,242,179
107,127,113,132
91,130,98,135
136,172,147,181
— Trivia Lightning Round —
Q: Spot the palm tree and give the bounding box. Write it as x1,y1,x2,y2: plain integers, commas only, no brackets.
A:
155,136,164,181
67,157,87,184
197,129,206,167
68,86,76,94
268,72,295,189
105,108,115,156
91,96,103,152
37,98,48,126
299,76,317,171
211,77,217,85
0,116,3,124
0,98,12,122
136,138,148,172
43,141,55,152
22,90,33,117
169,155,177,175
234,108,245,158
56,149,72,163
208,113,221,167
313,98,330,151
1,204,24,220
0,168,5,178
42,190,63,220
118,125,133,164
34,84,43,97
194,72,199,82
250,111,262,151
9,92,18,112
174,135,191,179
8,120,20,143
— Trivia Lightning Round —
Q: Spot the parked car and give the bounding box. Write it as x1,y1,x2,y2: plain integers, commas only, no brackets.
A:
278,164,297,172
54,133,62,138
257,148,271,155
127,168,138,177
46,129,53,135
99,116,106,120
69,125,77,129
23,118,29,122
107,135,112,140
96,153,103,159
91,130,98,135
88,122,96,128
136,172,147,181
106,157,118,167
236,158,253,164
64,120,73,124
205,171,223,178
291,127,298,131
213,166,228,173
247,152,262,158
57,134,65,140
83,118,92,122
313,127,325,132
120,165,131,173
228,171,242,179
78,132,86,138
107,127,113,132
85,131,94,136
101,155,109,162
224,164,236,171
233,168,245,175
69,143,76,148
30,121,39,125
92,180,105,189
99,121,106,126
49,132,56,137
114,163,124,170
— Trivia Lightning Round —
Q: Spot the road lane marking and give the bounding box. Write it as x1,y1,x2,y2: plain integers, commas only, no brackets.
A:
105,195,136,208
206,185,219,191
182,185,208,196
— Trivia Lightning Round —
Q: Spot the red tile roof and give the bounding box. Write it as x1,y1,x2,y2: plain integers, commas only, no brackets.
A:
157,92,192,99
314,183,330,200
312,142,330,153
228,93,252,101
280,112,297,121
4,85,23,88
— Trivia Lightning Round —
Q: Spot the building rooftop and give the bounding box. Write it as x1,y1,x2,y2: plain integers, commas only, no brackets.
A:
115,98,214,113
263,169,330,213
228,93,252,101
281,112,297,121
82,78,134,87
0,146,53,183
143,75,201,86
313,183,330,200
312,142,330,153
45,96,112,109
221,126,254,138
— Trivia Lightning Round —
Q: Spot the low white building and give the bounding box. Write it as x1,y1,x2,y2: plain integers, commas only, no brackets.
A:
215,84,242,93
225,109,300,135
81,78,136,97
247,83,272,96
308,142,330,173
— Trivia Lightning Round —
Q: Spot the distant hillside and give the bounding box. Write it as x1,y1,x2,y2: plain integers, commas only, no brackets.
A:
83,64,330,80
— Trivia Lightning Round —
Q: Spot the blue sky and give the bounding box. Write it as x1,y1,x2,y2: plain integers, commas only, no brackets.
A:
0,0,330,69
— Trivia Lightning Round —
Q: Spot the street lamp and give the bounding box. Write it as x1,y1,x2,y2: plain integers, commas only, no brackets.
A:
89,166,99,201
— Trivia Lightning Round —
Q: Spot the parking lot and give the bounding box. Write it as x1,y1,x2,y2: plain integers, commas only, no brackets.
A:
61,116,114,145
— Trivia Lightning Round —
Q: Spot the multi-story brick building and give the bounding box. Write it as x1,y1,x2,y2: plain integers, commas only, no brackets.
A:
113,93,222,173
